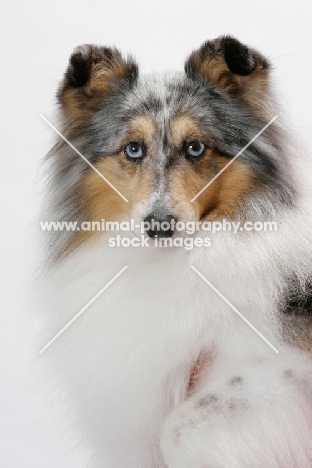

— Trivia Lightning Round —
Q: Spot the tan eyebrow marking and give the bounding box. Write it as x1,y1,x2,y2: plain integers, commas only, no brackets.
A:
123,115,157,147
170,114,209,147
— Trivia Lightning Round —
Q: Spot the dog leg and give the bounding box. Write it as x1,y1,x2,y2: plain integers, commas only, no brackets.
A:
160,351,312,468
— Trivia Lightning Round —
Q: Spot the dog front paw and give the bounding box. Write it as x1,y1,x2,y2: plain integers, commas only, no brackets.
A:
160,390,249,468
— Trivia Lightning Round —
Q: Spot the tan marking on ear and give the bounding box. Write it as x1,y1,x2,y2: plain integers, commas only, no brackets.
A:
190,52,239,94
189,50,269,97
59,45,137,121
198,52,270,115
186,36,272,120
90,59,129,94
60,89,90,121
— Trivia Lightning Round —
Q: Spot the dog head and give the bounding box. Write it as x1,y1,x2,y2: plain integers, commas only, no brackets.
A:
50,36,293,254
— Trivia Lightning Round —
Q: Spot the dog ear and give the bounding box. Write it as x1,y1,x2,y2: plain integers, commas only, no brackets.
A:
58,44,138,120
185,36,271,117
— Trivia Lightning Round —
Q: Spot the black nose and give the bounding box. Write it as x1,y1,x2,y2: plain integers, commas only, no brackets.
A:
144,214,176,238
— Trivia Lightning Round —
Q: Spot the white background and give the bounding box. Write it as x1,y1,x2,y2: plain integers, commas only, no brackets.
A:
1,1,312,466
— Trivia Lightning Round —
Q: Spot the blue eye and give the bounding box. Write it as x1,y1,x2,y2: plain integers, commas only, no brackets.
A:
186,140,205,158
125,142,144,160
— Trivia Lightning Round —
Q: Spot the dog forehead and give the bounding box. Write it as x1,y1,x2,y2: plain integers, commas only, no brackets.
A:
134,71,187,109
136,72,211,112
126,72,212,137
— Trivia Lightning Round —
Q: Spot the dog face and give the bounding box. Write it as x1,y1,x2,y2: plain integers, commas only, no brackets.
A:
51,37,293,255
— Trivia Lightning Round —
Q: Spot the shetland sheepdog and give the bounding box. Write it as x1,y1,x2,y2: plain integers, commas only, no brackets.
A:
39,36,312,467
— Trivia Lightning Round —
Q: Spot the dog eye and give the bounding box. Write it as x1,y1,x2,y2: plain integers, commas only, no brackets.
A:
124,142,144,160
186,140,205,158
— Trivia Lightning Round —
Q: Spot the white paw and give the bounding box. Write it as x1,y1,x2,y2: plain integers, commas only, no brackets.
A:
160,388,248,468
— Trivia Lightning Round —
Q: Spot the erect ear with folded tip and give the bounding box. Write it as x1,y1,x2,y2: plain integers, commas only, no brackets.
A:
58,44,138,120
185,36,272,118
